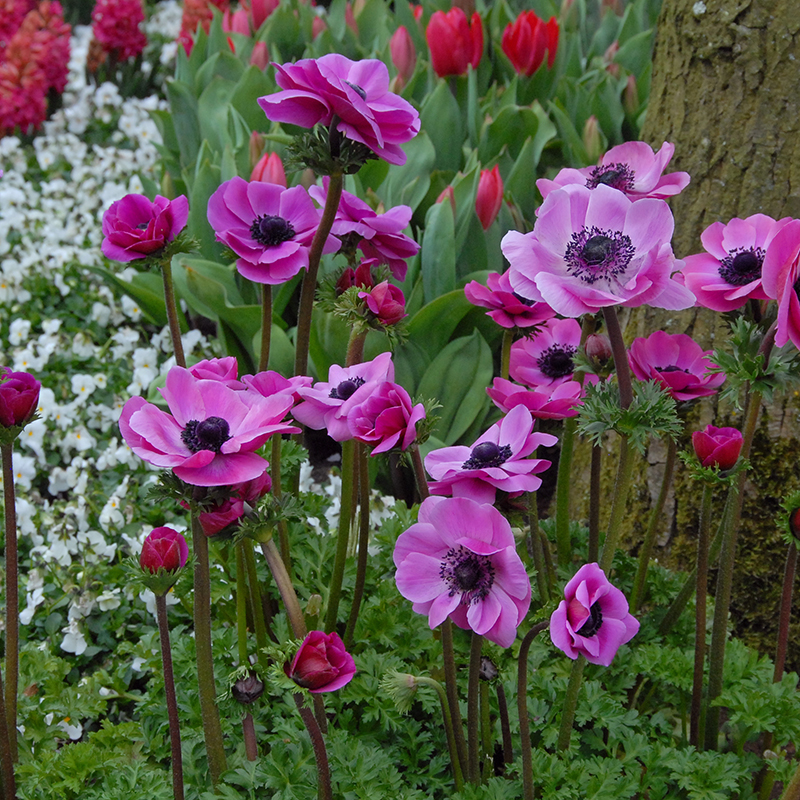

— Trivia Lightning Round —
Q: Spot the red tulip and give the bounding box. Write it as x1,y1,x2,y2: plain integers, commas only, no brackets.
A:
501,11,559,77
390,26,416,88
475,165,503,231
426,8,482,77
250,151,287,186
692,425,743,470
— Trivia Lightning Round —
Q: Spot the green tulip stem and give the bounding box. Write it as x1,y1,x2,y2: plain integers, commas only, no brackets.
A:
527,490,550,602
260,538,307,641
294,694,332,800
259,284,272,373
518,622,549,800
467,632,483,785
1,443,18,762
236,543,249,666
554,416,577,565
344,443,371,648
556,655,587,752
690,483,712,749
160,257,185,368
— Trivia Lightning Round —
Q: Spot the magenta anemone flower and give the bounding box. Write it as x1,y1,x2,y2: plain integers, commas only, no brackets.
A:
292,352,394,441
487,377,584,420
140,527,189,573
286,631,356,693
394,496,531,647
627,331,725,402
207,178,338,285
692,425,742,471
425,405,556,504
464,272,555,329
102,194,188,263
550,562,639,666
259,54,420,165
197,473,272,536
509,317,598,389
188,357,242,388
119,366,299,486
682,214,791,312
761,219,800,350
241,371,313,404
537,141,690,203
309,181,419,281
0,368,41,428
503,184,695,317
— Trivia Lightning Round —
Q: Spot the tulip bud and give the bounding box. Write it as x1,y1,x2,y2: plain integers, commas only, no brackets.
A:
475,165,503,231
251,0,279,30
345,2,359,35
426,8,483,77
390,26,416,89
623,75,639,116
250,41,269,70
582,115,603,164
437,185,456,216
312,15,326,38
603,41,619,77
232,672,265,705
692,425,743,471
250,151,287,187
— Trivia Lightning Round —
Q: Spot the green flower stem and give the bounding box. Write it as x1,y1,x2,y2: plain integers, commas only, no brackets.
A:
1,443,18,761
500,329,513,381
480,680,491,781
410,443,430,500
526,491,550,603
235,543,249,666
588,444,602,563
598,434,634,572
0,667,14,800
417,676,464,791
556,655,587,751
156,593,185,800
260,538,307,640
518,622,549,800
554,416,578,565
690,483,712,749
294,694,332,800
259,284,272,373
630,437,678,612
705,387,763,751
441,620,468,778
160,258,185,368
242,539,269,654
602,306,633,409
346,328,367,368
344,443,370,649
467,632,483,785
324,439,356,633
270,436,292,575
242,712,258,762
779,759,800,800
773,541,798,681
294,171,343,378
496,683,513,766
191,513,227,784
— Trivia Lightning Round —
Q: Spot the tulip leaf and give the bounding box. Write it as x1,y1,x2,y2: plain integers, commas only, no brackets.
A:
420,199,456,304
166,80,201,169
230,66,275,133
548,100,590,167
198,77,240,155
381,132,435,213
406,289,474,358
262,324,295,377
419,80,463,173
615,29,656,78
417,330,492,445
195,51,245,96
309,309,351,380
186,155,224,261
478,105,539,163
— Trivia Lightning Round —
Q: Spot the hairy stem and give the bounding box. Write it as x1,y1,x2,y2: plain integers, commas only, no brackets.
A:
441,620,468,776
1,444,18,761
161,258,185,368
518,622,549,800
417,677,464,790
259,284,272,373
260,538,307,640
294,694,332,800
556,656,586,751
242,713,258,762
690,483,712,749
344,443,370,648
467,633,483,784
500,329,513,381
588,444,602,563
0,668,15,800
598,434,634,572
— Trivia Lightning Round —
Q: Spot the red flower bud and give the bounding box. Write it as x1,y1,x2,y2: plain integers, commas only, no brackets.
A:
789,507,800,542
692,425,743,471
390,26,416,89
286,631,356,693
475,165,503,231
584,333,612,365
140,527,189,574
437,185,456,215
0,368,40,428
250,41,269,71
250,152,287,187
426,8,482,78
359,281,406,325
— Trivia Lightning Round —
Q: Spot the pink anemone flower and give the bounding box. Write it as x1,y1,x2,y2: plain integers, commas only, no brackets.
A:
550,562,639,666
682,214,792,312
487,377,584,420
394,496,531,648
119,366,299,486
627,331,725,402
537,141,690,203
464,271,555,329
761,219,800,350
207,177,339,285
259,54,420,166
503,184,695,318
425,405,556,504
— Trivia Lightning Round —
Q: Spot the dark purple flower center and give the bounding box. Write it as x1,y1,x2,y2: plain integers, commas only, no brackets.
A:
345,81,367,99
537,344,577,379
564,227,635,285
440,545,495,604
512,292,536,307
250,215,296,248
717,247,764,287
137,221,150,230
462,441,512,470
329,377,365,400
181,416,231,453
575,603,603,638
659,365,688,373
586,162,635,192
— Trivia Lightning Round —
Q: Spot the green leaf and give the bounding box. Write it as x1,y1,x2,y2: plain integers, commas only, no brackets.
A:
615,29,656,77
186,154,223,261
478,105,540,163
165,80,201,168
420,200,456,304
230,66,275,133
419,80,463,173
381,132,435,213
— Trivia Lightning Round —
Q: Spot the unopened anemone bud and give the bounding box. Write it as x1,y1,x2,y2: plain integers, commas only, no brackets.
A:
232,672,265,705
585,333,612,367
306,593,323,618
789,507,800,543
380,669,419,714
479,656,498,682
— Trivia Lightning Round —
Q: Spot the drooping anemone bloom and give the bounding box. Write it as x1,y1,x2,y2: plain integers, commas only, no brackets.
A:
627,331,725,402
759,219,800,350
537,141,690,203
550,562,639,666
425,405,556,504
487,377,584,420
464,272,555,329
503,184,695,318
286,631,356,693
119,366,299,486
196,473,272,536
207,177,338,285
258,54,420,166
394,496,531,648
682,214,791,312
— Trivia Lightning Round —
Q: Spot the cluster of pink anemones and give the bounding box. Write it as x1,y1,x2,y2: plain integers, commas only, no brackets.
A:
259,53,420,166
464,271,556,330
91,0,147,61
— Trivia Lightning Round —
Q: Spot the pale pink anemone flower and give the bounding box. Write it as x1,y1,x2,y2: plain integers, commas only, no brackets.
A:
503,184,695,318
425,405,556,504
487,377,584,420
394,496,531,648
207,177,339,285
259,54,421,165
550,562,639,666
509,317,599,389
309,181,419,281
464,271,555,329
627,331,725,402
759,219,800,350
681,214,792,312
119,366,300,486
537,141,690,203
292,352,394,441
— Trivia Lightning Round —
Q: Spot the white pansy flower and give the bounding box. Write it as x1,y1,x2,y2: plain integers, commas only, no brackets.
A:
60,619,87,655
8,318,31,345
97,589,121,611
70,373,97,400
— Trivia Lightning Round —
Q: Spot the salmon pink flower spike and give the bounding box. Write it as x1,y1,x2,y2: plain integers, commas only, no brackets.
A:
682,214,791,312
426,8,483,77
759,219,800,350
692,425,743,471
394,496,531,648
464,272,555,329
550,562,639,666
425,405,556,504
119,366,299,486
259,54,420,166
207,177,338,285
286,631,356,693
345,380,424,454
537,141,690,203
628,331,725,402
487,377,584,420
501,11,559,77
476,165,503,231
504,183,695,317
